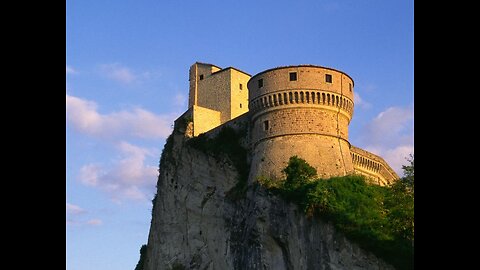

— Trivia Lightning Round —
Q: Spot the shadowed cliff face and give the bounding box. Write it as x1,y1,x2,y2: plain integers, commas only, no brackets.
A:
143,127,395,270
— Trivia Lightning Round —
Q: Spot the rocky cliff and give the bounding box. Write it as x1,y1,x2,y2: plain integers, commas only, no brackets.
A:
142,124,395,270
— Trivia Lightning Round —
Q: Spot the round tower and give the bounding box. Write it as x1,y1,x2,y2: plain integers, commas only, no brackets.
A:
247,65,355,181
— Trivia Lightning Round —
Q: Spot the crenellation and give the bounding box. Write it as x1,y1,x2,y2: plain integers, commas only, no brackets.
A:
180,62,399,186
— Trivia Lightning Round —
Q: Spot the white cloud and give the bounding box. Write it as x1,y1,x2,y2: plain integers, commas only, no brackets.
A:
66,65,77,74
66,204,104,227
364,106,413,147
99,63,136,84
66,95,174,139
354,92,371,109
380,146,414,176
358,106,414,176
67,203,86,215
79,164,102,186
86,219,103,226
174,93,187,108
78,141,159,202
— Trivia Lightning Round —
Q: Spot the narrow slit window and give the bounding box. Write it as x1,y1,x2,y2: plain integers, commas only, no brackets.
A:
258,78,264,88
263,120,269,131
289,72,297,81
199,74,204,80
325,74,332,83
240,103,242,108
349,83,352,92
239,83,243,90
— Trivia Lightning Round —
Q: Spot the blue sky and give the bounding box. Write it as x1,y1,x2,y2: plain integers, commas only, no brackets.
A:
66,1,413,269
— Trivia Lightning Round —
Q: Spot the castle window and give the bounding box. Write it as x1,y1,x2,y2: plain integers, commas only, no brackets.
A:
199,74,204,80
349,83,352,92
289,72,297,81
239,83,243,90
258,79,263,88
325,74,332,83
263,120,269,131
240,103,242,108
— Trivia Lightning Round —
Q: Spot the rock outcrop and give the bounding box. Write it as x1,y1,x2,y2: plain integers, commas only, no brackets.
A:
143,126,394,270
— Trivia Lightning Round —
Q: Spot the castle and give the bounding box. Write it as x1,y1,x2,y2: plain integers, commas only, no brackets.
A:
176,62,398,185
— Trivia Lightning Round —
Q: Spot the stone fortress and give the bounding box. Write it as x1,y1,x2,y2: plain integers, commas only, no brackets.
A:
177,62,398,186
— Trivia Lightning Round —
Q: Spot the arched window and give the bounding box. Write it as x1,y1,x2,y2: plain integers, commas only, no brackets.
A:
322,93,326,104
273,94,277,106
311,92,316,103
300,92,304,103
284,93,288,104
268,95,273,107
278,94,283,105
294,92,299,103
306,92,310,103
289,92,293,103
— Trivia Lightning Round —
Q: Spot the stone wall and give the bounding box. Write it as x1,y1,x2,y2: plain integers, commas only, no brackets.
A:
189,63,251,124
247,65,355,180
197,68,232,123
248,65,354,103
192,105,222,136
249,134,354,181
184,62,399,184
229,68,250,120
350,146,399,186
189,62,221,107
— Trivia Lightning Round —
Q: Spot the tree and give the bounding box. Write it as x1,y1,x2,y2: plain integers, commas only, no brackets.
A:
386,154,414,242
391,154,414,195
282,156,317,190
401,154,414,193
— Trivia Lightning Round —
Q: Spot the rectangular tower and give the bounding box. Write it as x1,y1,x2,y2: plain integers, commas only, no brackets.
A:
187,62,251,135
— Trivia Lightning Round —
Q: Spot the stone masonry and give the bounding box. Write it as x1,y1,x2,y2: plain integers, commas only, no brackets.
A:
181,62,398,185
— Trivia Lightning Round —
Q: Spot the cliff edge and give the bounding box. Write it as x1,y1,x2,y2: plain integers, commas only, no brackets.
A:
142,123,395,270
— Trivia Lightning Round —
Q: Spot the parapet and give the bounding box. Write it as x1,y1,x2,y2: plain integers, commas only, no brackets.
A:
350,146,399,185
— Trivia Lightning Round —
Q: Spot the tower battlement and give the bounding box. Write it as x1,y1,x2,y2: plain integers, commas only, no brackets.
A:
180,62,399,185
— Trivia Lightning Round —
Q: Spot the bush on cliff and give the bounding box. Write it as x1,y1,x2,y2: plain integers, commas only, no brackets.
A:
262,156,414,270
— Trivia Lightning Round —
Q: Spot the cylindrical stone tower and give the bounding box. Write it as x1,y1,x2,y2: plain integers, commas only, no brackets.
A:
248,65,355,181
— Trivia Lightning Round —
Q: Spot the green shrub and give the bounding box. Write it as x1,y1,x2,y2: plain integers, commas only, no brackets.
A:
260,156,414,270
282,155,317,190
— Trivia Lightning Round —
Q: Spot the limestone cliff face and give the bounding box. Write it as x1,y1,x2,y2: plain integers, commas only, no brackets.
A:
143,127,394,270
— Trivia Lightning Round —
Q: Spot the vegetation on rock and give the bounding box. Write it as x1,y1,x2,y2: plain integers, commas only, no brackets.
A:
258,155,414,270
